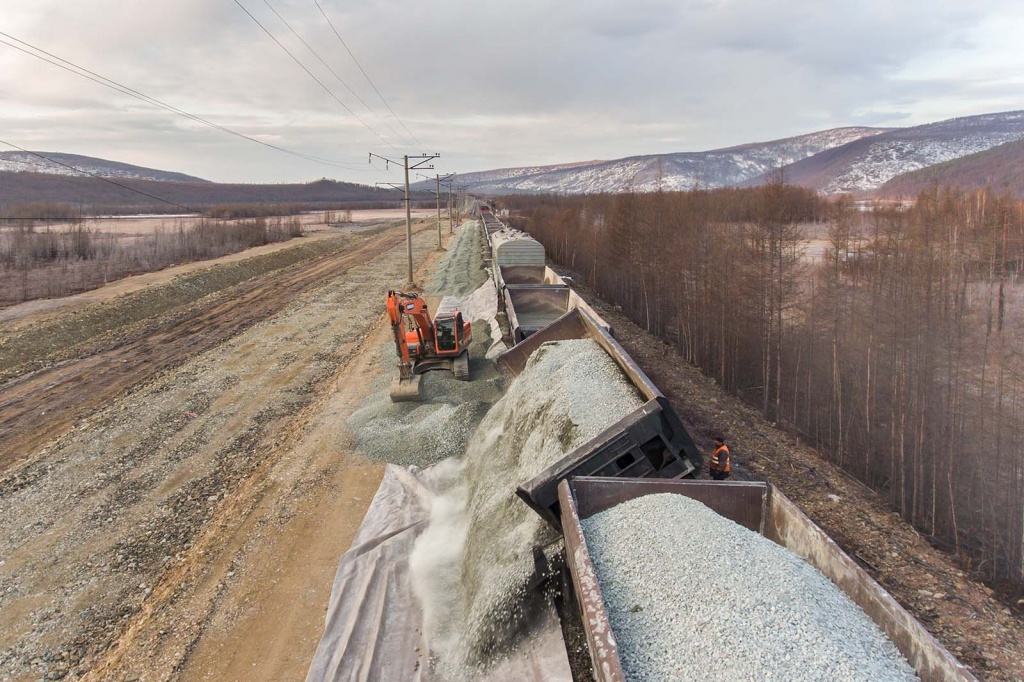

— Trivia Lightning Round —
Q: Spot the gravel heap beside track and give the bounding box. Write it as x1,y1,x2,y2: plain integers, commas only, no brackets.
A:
582,493,918,682
347,332,504,466
412,338,644,675
428,220,488,297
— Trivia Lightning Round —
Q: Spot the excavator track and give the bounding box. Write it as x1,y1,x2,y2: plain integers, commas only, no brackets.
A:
453,351,470,381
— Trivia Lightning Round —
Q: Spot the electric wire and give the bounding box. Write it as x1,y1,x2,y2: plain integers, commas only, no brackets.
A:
233,0,403,155
0,141,210,216
311,0,425,149
260,0,418,150
0,32,372,172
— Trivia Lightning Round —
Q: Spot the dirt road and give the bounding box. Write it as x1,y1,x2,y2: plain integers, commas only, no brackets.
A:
0,220,447,681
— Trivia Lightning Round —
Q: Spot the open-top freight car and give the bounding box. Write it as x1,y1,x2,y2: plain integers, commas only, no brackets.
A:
487,219,607,344
557,476,976,682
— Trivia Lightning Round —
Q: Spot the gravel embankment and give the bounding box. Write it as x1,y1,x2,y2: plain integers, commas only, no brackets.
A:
0,224,429,681
582,493,918,682
427,219,488,297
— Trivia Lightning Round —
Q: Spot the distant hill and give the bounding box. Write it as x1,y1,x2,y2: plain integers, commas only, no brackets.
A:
765,111,1024,194
0,173,423,214
0,152,209,183
876,139,1024,198
423,109,1024,196
413,127,889,194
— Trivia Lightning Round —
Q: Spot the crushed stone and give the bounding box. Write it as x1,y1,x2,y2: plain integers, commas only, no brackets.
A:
411,338,645,676
0,227,430,681
582,493,919,682
347,329,505,467
428,220,488,297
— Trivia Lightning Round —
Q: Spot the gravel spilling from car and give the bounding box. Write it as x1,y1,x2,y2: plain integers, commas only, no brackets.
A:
347,332,504,467
581,493,918,682
411,338,644,676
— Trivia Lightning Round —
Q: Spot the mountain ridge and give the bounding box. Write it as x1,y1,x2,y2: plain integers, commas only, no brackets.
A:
425,110,1024,196
877,138,1024,198
13,109,1024,200
0,172,425,213
0,151,209,183
765,111,1024,194
419,126,890,194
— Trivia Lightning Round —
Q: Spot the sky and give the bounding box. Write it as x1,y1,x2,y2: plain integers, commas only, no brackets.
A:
1,0,1023,184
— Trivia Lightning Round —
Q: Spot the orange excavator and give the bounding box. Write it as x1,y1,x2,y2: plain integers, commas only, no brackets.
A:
387,290,472,401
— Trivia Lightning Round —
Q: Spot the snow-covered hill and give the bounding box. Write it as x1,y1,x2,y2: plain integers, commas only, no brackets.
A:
425,110,1024,196
876,138,1024,198
776,111,1024,194
0,152,208,183
422,127,888,194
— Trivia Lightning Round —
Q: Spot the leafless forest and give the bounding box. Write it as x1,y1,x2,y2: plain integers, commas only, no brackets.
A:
506,180,1024,590
0,216,302,305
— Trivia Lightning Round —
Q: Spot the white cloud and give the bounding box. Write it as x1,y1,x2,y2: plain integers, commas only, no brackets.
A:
0,0,1021,182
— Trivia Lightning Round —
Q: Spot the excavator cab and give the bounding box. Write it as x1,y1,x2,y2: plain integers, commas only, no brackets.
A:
433,311,468,355
435,316,458,352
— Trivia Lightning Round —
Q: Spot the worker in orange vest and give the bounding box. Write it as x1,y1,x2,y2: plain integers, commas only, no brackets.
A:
709,436,731,480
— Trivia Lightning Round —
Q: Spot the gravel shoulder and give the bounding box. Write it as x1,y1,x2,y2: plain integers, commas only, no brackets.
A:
564,273,1024,681
0,226,406,470
0,220,445,681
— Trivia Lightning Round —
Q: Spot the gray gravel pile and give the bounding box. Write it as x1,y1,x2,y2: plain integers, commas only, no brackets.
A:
347,332,504,467
412,338,644,675
428,220,488,296
581,493,919,682
348,219,500,467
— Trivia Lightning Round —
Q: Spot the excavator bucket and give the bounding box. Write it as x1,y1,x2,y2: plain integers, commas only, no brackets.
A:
389,374,423,402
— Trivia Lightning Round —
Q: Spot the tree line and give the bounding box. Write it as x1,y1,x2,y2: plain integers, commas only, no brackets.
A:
0,216,302,306
504,181,1024,589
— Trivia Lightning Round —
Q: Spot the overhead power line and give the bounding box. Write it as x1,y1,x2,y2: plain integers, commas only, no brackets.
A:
0,31,372,173
312,0,425,149
0,140,209,216
233,0,403,155
260,0,418,150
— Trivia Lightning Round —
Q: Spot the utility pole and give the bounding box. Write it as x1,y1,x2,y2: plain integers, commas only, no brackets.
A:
435,174,441,246
434,174,454,245
455,185,467,224
440,180,455,231
417,172,455,248
403,156,412,282
448,182,454,231
370,152,439,286
413,171,454,248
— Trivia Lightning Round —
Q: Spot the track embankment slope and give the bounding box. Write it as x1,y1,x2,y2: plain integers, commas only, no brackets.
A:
0,220,444,681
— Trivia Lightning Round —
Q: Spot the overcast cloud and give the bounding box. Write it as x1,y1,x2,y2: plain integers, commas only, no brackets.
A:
1,0,1022,183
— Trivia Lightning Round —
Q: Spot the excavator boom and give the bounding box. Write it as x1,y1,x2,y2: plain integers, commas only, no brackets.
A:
387,291,424,401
